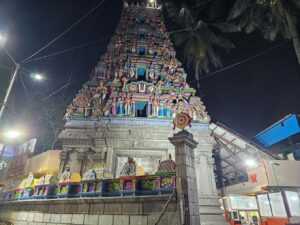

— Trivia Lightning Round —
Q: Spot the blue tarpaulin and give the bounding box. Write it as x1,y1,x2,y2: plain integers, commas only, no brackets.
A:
255,114,300,148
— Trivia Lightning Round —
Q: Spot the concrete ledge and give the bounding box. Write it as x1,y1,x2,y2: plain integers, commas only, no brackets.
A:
0,196,180,225
0,195,176,215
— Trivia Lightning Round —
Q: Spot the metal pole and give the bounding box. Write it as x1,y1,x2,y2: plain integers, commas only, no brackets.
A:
0,63,20,122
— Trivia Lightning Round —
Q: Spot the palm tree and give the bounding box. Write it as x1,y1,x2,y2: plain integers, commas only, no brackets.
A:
228,0,300,65
164,0,239,92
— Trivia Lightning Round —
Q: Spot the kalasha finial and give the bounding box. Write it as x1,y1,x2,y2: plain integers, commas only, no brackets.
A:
173,112,192,130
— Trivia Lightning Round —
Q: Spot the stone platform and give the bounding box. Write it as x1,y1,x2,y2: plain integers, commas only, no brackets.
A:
0,195,178,225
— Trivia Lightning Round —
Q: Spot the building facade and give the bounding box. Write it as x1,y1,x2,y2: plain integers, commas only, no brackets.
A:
59,2,225,224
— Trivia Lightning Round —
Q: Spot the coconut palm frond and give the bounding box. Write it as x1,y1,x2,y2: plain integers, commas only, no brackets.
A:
211,22,241,33
228,0,252,20
215,36,235,50
207,45,222,68
179,6,195,25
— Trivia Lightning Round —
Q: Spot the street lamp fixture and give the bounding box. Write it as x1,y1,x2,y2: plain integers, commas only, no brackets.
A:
0,33,44,122
245,158,257,168
4,130,21,139
0,34,6,45
31,73,43,81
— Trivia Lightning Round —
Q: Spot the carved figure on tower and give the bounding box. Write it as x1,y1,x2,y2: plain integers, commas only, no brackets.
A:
63,2,210,123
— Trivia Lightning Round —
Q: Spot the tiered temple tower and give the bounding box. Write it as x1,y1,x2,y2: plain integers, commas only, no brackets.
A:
59,2,225,225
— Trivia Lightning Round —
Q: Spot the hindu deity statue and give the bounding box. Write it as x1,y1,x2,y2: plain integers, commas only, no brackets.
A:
63,2,211,123
124,94,132,116
117,98,124,115
111,98,117,115
151,96,159,116
60,165,72,183
157,154,176,173
120,157,136,176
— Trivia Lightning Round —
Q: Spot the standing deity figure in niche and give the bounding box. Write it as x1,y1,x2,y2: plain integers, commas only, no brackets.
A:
97,81,107,99
64,104,74,120
156,79,164,93
152,97,159,116
159,101,164,117
103,102,111,116
111,98,117,115
117,98,124,115
92,108,101,117
192,107,197,121
26,172,34,187
129,67,135,78
121,76,128,91
60,165,71,183
120,157,136,176
165,101,172,118
172,104,178,118
124,94,132,116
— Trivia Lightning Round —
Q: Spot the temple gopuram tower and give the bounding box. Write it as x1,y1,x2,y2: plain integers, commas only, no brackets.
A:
59,1,225,225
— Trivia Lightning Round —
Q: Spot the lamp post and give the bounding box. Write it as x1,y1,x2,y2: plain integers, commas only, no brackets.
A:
0,63,20,122
0,34,43,122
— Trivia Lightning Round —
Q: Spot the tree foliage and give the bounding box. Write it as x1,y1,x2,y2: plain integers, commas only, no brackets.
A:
228,0,300,64
163,0,239,92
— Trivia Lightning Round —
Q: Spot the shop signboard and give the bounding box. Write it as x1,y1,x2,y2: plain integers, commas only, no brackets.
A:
229,195,258,210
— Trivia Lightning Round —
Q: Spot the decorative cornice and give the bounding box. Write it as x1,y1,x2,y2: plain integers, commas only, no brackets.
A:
65,117,209,131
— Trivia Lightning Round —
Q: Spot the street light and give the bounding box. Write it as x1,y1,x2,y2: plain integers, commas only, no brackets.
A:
4,130,21,139
0,33,43,122
30,73,44,81
245,158,258,168
0,34,6,45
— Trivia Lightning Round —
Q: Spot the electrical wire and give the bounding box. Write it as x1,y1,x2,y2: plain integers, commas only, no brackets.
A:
23,36,110,63
42,81,74,101
189,40,290,83
63,3,105,96
19,74,29,97
21,0,106,63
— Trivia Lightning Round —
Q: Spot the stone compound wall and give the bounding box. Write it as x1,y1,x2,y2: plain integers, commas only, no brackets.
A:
0,196,179,225
58,118,226,225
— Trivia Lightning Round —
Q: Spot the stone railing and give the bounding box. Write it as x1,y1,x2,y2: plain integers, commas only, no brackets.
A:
0,174,176,201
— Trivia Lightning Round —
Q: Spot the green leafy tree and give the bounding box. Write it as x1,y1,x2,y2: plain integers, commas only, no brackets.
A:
164,0,239,92
229,0,300,64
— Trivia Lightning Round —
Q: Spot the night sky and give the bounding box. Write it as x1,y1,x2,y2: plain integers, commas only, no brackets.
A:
0,0,299,140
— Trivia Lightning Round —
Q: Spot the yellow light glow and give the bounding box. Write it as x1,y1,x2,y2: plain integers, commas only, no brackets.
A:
4,130,21,139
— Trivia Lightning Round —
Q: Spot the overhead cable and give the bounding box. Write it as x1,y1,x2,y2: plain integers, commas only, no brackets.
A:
21,0,106,63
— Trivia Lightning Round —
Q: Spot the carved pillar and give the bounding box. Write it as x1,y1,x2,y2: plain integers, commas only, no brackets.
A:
59,150,68,176
169,130,201,225
105,147,114,171
77,151,85,176
194,132,227,225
